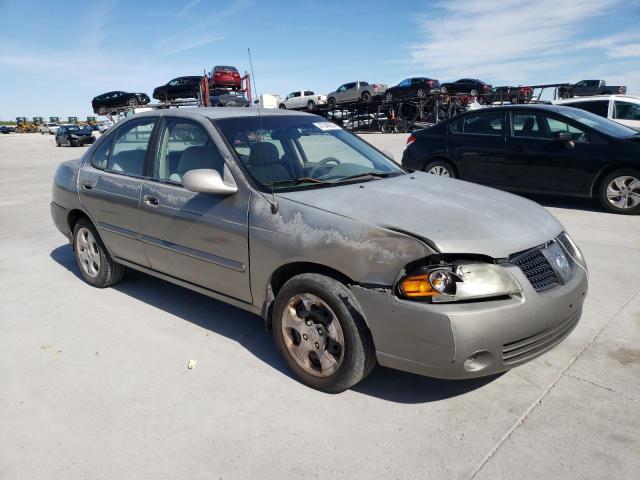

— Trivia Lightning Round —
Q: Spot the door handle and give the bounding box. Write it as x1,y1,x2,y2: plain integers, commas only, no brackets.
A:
81,180,95,190
143,195,159,207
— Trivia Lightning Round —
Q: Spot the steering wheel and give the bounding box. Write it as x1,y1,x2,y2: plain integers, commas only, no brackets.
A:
308,157,341,177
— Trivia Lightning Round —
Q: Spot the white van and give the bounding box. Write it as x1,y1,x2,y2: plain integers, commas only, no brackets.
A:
554,95,640,131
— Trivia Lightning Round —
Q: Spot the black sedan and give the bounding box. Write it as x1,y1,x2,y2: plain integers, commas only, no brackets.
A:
384,77,440,101
402,104,640,214
55,125,95,147
153,76,202,101
440,78,492,97
91,91,150,114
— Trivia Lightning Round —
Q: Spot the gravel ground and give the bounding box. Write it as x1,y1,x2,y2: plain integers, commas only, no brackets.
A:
1,132,639,480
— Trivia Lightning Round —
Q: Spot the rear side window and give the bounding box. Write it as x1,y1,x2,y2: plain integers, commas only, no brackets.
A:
457,113,504,135
304,91,314,96
105,119,156,177
613,101,640,120
570,101,608,118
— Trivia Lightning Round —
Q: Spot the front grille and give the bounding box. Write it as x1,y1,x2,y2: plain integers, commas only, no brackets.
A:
510,247,559,292
502,313,579,364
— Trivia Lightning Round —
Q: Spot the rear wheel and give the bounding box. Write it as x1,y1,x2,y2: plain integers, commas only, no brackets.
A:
361,91,371,102
328,97,336,109
272,273,376,393
422,158,456,178
157,92,167,102
73,218,125,287
307,100,316,111
598,169,640,215
470,88,478,97
417,88,426,98
279,104,287,109
127,97,138,107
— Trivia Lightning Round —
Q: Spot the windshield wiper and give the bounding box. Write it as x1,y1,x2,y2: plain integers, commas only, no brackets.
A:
334,171,399,183
265,177,330,187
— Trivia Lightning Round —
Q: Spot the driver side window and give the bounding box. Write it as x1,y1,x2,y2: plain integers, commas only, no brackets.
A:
544,117,588,143
153,119,224,184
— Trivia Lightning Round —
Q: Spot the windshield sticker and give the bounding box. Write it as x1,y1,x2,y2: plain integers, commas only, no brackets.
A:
313,122,341,131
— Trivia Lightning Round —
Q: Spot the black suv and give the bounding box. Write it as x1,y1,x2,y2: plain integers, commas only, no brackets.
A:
153,76,202,101
92,91,150,114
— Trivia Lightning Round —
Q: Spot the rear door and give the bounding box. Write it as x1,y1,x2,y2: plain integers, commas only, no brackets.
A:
78,117,157,267
139,116,251,302
613,100,640,130
505,110,591,193
447,111,508,185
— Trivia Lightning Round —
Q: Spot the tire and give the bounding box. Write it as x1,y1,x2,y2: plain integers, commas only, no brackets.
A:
470,88,478,97
157,92,167,102
417,88,426,98
279,104,287,109
98,106,107,115
192,90,199,100
127,97,138,107
73,218,125,287
56,139,61,147
477,96,486,105
510,96,518,104
272,273,376,393
393,121,406,133
440,86,447,94
307,100,316,111
361,91,370,102
385,92,393,103
328,97,336,109
598,169,640,215
422,158,456,178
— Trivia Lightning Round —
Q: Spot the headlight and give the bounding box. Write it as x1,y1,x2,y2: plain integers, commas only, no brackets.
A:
399,263,521,303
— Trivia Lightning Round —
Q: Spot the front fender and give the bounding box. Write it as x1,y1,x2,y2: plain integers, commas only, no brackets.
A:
248,194,435,310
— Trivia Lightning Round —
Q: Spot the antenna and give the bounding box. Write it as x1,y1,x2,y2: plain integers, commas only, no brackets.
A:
248,48,278,214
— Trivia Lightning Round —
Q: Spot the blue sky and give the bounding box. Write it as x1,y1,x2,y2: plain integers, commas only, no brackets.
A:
0,0,639,120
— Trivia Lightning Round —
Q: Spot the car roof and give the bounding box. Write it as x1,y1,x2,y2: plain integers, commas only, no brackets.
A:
131,107,314,121
555,94,640,103
451,103,591,117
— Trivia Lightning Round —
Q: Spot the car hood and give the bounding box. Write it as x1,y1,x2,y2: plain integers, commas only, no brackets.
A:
277,173,563,259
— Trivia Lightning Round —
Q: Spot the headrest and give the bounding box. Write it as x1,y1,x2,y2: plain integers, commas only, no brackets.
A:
248,142,279,166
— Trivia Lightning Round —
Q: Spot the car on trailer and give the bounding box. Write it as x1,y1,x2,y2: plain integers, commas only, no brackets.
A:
384,77,440,102
92,91,151,115
52,107,588,392
440,79,492,98
402,104,640,214
153,76,202,102
555,95,640,131
279,91,327,111
211,65,242,90
485,86,533,104
55,124,95,147
326,81,388,107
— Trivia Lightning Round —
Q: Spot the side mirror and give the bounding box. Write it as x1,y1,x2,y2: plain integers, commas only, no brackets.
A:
182,169,237,195
552,131,572,142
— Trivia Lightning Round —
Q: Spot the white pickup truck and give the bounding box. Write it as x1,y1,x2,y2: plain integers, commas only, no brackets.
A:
279,90,327,111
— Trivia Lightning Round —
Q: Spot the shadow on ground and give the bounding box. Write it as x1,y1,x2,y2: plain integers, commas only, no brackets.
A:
519,193,603,213
51,244,498,404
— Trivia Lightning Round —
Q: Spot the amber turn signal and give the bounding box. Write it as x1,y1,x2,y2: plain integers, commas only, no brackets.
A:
400,274,439,298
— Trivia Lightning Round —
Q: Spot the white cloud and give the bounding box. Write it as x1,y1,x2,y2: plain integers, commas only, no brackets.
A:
408,0,634,85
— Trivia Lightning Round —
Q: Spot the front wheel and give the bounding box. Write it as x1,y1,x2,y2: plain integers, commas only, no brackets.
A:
328,97,336,109
307,100,315,111
598,169,640,215
361,91,370,102
272,273,376,393
127,97,138,107
423,159,456,178
73,218,126,287
279,104,287,109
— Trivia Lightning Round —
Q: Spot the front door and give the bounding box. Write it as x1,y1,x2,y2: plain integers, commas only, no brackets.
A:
505,111,590,193
78,117,157,267
447,111,508,185
139,117,252,302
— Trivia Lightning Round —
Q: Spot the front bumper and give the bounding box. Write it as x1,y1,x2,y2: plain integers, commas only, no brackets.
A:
351,265,588,379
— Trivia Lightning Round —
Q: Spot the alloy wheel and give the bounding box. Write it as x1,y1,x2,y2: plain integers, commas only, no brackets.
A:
280,293,344,377
605,175,640,209
428,165,451,177
76,227,101,278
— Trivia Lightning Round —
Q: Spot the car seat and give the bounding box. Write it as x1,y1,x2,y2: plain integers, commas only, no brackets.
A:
246,142,292,184
168,145,223,183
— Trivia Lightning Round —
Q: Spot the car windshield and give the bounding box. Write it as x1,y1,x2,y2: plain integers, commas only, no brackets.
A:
215,115,404,191
559,107,637,137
